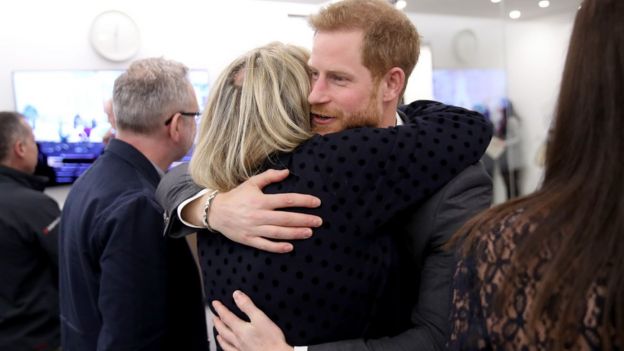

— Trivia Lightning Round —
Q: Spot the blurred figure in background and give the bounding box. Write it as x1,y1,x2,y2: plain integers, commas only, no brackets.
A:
102,98,116,146
448,0,624,349
497,99,523,199
0,111,61,351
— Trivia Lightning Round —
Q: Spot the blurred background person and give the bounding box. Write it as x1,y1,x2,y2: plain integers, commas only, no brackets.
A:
102,98,116,146
448,0,624,349
496,99,523,199
0,111,61,351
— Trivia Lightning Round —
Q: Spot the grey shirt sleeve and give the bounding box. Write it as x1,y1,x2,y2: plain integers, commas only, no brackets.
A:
156,163,204,238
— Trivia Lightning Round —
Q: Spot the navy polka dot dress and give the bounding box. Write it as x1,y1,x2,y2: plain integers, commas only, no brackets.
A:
198,100,492,346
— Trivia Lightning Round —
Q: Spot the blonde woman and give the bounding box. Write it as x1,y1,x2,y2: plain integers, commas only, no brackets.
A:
190,42,491,348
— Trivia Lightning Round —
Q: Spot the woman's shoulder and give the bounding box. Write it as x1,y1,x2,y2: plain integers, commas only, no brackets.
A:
468,207,544,288
474,207,533,251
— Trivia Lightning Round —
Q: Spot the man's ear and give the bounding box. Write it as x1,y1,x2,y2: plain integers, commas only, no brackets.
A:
167,113,184,143
381,67,405,103
13,139,26,159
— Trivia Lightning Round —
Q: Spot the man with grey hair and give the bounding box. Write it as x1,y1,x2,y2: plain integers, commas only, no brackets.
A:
0,111,61,351
59,58,208,351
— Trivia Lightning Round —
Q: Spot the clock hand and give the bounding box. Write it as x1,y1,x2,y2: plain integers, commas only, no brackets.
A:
114,25,119,52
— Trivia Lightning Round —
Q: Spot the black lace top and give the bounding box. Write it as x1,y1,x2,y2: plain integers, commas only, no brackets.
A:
449,209,621,350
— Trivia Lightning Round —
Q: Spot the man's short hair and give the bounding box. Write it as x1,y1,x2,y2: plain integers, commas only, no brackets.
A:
0,111,29,162
309,0,420,89
113,57,192,134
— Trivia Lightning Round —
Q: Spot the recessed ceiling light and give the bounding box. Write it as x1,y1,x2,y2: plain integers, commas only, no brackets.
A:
491,0,502,3
538,0,550,8
509,10,521,19
395,0,407,10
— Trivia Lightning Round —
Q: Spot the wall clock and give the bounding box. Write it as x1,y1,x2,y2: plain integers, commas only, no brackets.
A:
89,10,141,62
452,29,479,64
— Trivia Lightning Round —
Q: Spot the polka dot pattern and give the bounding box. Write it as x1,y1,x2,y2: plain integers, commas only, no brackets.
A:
198,100,492,346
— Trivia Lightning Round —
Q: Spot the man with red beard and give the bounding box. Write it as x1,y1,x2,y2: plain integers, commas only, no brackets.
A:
157,1,492,350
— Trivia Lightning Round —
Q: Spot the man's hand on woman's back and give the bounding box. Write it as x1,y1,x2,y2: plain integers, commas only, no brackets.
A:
206,169,323,253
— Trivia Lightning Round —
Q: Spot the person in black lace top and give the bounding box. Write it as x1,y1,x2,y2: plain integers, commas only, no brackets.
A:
448,0,624,349
186,42,491,348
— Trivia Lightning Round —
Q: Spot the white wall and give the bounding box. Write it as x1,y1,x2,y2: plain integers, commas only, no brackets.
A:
409,13,506,69
0,0,317,110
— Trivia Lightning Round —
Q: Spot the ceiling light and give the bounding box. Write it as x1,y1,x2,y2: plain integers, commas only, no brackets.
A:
538,0,550,8
509,10,521,19
490,0,502,3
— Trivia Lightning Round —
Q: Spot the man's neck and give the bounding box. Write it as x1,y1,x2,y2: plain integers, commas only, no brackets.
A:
378,103,400,127
378,116,396,128
0,159,31,174
116,132,173,172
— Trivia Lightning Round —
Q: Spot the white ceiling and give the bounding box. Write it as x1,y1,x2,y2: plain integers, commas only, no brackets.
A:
256,0,581,20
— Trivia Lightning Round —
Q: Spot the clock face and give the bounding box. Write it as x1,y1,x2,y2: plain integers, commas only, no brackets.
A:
453,29,478,64
89,10,141,62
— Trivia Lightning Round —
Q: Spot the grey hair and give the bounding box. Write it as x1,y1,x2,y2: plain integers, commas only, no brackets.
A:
0,111,29,163
190,42,313,191
113,57,193,134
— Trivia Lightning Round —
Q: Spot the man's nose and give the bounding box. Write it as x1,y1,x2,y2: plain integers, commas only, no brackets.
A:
308,78,330,105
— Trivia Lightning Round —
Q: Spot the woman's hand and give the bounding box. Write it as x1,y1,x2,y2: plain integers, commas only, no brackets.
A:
212,290,293,351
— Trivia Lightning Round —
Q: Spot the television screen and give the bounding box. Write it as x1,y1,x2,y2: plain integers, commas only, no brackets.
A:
432,68,506,122
13,69,210,184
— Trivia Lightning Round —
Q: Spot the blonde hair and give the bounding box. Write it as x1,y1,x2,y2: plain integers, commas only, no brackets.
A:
190,43,313,191
310,0,420,92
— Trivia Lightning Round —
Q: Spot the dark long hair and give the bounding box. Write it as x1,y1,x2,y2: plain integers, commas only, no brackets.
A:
453,0,623,348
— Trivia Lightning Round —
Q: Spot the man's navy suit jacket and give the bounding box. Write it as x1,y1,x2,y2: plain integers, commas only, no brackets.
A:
59,139,207,351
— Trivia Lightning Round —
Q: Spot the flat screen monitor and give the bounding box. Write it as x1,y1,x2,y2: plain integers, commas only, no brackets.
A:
432,68,507,122
12,69,210,184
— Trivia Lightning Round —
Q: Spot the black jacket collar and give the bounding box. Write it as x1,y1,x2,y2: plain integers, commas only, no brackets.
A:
0,165,48,191
105,138,162,186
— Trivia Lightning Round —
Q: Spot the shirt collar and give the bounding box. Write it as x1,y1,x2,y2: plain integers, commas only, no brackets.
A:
0,165,47,191
396,111,404,126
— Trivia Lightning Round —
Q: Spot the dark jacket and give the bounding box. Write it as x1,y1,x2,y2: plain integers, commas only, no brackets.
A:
59,139,207,351
157,100,493,348
311,163,491,351
0,166,61,351
308,104,493,351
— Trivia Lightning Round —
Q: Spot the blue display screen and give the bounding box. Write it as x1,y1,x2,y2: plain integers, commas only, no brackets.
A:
13,69,209,184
